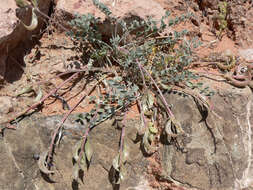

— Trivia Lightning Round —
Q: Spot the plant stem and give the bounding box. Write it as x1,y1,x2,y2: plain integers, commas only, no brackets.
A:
77,112,98,166
136,98,146,134
137,62,147,89
0,72,79,128
48,74,110,162
138,61,174,117
119,111,127,167
33,7,69,32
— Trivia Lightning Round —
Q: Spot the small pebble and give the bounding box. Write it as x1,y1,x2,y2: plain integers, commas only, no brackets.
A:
0,96,13,114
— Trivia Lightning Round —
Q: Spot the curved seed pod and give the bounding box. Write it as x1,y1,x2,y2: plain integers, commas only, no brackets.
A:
148,121,158,134
112,154,120,172
15,85,33,97
22,8,38,31
38,151,55,174
72,140,82,162
34,87,43,102
146,90,155,109
142,129,156,154
72,164,80,181
85,138,93,163
122,140,130,163
78,152,87,172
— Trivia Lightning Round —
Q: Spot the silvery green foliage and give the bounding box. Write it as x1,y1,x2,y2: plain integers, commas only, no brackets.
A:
67,1,198,88
75,77,139,128
66,0,214,130
67,1,213,183
66,0,215,132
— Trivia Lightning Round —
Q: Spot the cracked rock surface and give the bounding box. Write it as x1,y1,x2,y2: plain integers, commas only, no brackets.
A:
161,80,253,190
0,0,51,81
0,115,149,190
1,81,253,189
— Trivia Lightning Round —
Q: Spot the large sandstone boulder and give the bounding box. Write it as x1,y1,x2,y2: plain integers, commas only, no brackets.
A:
0,114,149,190
56,0,166,22
0,0,51,82
160,80,253,190
54,0,169,38
1,79,253,189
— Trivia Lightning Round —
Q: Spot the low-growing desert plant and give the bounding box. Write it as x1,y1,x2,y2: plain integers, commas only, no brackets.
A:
1,0,213,186
63,0,211,184
214,1,229,39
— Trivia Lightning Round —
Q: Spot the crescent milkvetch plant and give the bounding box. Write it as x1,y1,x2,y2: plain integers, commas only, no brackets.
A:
16,0,39,31
64,0,215,185
10,0,214,186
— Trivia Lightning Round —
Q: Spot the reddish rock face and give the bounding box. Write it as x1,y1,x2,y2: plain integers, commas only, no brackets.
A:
55,0,172,38
0,0,51,81
0,1,18,39
1,1,253,189
56,0,166,22
239,48,253,62
0,1,18,81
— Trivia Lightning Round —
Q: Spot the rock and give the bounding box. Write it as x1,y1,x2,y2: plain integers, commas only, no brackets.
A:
55,0,168,37
193,0,253,48
198,0,219,10
0,96,13,114
0,0,51,81
56,0,166,22
160,80,253,190
239,48,253,62
191,16,200,27
221,1,253,47
0,0,18,39
228,2,253,47
0,141,25,190
2,77,253,189
0,114,149,190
